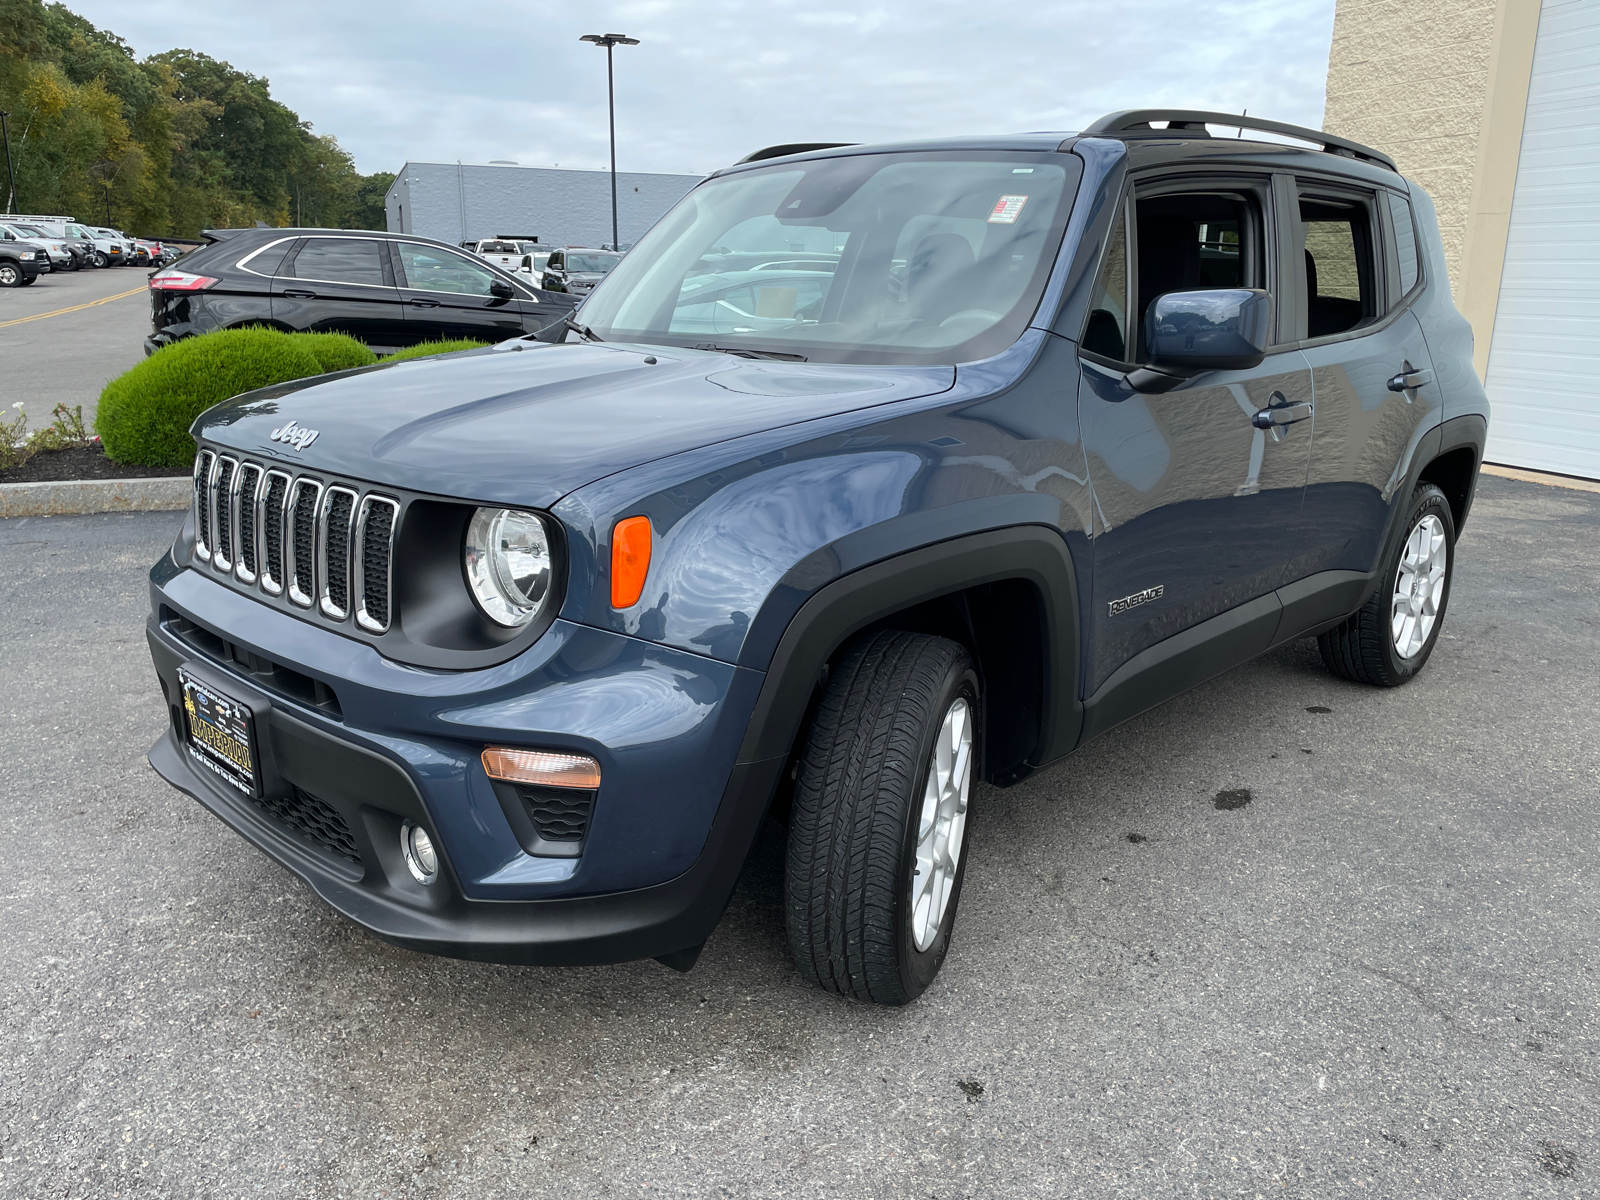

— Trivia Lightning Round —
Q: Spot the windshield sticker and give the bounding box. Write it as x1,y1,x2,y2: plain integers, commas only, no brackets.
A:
988,195,1029,224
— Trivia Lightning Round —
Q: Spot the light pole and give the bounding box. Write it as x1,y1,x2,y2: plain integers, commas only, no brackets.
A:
0,111,17,215
580,32,639,251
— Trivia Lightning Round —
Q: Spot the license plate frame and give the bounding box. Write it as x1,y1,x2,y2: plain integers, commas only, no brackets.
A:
178,666,259,797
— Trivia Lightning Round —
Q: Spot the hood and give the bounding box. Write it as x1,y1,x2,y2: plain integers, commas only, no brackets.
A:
196,343,955,508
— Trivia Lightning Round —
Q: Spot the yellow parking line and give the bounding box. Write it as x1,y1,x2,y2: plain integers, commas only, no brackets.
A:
0,284,147,329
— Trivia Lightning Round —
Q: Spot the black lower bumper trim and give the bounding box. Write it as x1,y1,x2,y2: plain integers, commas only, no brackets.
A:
149,728,785,967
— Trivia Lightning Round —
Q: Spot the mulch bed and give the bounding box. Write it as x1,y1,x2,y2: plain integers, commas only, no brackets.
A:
0,444,190,484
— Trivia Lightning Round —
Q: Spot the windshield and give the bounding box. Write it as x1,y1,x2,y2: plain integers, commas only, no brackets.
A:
13,225,46,238
579,151,1080,364
566,253,620,274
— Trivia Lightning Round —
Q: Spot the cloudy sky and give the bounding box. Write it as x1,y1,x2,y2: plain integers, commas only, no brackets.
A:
69,0,1338,177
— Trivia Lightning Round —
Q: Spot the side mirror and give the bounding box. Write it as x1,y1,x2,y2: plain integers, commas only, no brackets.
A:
489,279,515,298
1144,288,1272,372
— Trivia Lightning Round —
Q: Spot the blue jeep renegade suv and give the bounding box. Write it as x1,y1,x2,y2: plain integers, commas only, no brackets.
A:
145,111,1488,1005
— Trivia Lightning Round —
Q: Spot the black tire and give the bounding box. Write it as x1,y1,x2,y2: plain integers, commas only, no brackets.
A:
1319,482,1456,686
0,262,20,288
93,251,109,268
786,630,980,1006
19,274,35,285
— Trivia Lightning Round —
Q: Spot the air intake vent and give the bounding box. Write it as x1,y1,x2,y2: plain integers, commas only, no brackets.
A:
193,450,216,561
287,479,322,607
235,463,262,583
319,487,358,620
260,470,289,595
211,457,236,572
356,496,399,632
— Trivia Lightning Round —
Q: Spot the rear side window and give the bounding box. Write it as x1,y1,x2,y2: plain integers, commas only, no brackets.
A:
1299,192,1377,339
290,238,388,286
1387,192,1421,295
238,239,295,277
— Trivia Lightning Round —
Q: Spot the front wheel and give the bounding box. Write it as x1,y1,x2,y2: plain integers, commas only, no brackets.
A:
92,251,108,268
0,263,20,288
786,630,979,1006
1319,482,1456,686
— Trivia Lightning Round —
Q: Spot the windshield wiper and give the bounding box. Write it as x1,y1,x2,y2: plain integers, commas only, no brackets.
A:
564,315,603,342
693,344,807,362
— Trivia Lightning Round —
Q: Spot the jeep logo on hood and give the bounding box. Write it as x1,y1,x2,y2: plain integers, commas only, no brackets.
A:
269,420,319,452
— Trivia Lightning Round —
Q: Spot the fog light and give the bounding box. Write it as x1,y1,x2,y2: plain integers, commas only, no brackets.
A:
402,821,438,884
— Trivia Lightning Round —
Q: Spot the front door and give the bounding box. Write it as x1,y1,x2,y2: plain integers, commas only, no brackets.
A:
390,241,539,344
269,235,409,348
1077,175,1314,697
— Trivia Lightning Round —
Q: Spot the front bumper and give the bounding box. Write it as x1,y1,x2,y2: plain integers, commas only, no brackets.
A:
146,560,783,966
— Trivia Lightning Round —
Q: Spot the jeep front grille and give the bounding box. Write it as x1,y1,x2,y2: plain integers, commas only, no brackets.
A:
194,458,399,638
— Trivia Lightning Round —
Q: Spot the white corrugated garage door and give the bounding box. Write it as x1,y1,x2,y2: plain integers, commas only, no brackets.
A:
1483,0,1600,480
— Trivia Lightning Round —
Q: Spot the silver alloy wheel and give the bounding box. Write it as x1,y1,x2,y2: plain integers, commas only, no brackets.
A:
1391,513,1447,658
910,695,973,952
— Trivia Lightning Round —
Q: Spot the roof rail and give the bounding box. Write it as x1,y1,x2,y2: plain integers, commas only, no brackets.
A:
735,142,857,165
1081,110,1397,173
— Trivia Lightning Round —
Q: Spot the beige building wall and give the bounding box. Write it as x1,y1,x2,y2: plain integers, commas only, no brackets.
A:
1323,0,1541,377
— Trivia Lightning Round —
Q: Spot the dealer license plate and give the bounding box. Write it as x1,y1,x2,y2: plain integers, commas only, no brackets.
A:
178,667,258,796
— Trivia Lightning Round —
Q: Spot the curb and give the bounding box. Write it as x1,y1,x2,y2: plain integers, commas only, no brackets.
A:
1481,463,1600,495
0,476,190,518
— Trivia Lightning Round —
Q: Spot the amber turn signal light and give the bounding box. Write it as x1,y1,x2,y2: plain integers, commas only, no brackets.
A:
482,747,602,790
610,515,652,608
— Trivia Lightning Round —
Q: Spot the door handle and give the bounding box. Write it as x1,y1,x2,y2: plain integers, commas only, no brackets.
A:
1251,393,1313,429
281,289,316,299
1387,365,1433,392
408,298,440,308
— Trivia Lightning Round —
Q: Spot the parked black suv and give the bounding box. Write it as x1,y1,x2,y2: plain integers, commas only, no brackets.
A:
144,228,578,355
145,111,1486,1005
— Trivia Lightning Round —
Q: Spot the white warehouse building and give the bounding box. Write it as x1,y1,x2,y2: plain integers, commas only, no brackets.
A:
384,162,703,249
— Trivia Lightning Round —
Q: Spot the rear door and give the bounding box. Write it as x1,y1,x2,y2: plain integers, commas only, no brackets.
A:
391,241,550,344
269,235,409,348
1290,180,1442,585
1077,172,1314,699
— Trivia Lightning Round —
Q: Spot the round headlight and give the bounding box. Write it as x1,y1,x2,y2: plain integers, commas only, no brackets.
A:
464,507,553,627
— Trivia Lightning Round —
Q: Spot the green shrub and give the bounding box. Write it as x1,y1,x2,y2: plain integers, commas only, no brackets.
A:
288,332,378,373
381,339,490,363
97,328,324,468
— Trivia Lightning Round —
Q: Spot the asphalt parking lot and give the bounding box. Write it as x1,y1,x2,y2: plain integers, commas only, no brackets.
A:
0,473,1595,1199
0,265,151,427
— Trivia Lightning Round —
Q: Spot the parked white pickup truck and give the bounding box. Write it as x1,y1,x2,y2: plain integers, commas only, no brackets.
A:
470,239,536,273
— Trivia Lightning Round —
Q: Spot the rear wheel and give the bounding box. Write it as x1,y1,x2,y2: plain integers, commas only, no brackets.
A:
786,630,979,1006
1319,482,1456,686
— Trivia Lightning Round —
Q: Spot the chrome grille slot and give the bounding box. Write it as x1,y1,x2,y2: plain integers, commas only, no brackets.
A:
235,464,262,583
211,456,237,573
318,487,358,620
259,471,290,595
192,450,215,561
286,479,323,608
355,496,399,633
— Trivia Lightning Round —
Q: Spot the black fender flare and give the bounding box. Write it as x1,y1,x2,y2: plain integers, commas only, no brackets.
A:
734,524,1084,775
